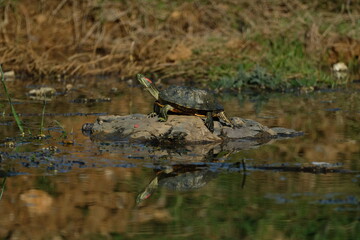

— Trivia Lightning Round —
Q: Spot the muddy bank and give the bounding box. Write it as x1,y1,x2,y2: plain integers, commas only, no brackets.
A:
0,0,359,85
84,114,302,144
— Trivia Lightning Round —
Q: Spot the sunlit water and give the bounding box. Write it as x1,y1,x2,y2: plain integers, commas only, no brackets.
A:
0,79,359,239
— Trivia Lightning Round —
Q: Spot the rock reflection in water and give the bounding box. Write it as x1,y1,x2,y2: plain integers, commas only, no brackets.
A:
94,136,284,165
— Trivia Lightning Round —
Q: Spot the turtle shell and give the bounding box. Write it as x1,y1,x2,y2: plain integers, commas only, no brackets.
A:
159,86,224,111
159,170,217,191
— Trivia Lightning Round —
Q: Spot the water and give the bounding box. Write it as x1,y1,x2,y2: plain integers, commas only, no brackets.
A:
0,79,359,239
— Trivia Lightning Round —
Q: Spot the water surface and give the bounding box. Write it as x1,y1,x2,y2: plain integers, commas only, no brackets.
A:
0,79,359,239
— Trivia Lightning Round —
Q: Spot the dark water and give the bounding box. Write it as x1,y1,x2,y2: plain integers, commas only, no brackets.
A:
0,79,359,239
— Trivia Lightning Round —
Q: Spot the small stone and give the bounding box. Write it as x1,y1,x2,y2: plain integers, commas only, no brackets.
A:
62,139,74,145
65,84,73,92
3,70,15,81
28,87,56,97
332,62,348,80
4,141,15,148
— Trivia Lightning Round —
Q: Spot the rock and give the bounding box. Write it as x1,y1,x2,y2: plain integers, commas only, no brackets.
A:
3,70,15,81
85,114,303,144
332,62,348,81
28,87,57,98
90,114,221,143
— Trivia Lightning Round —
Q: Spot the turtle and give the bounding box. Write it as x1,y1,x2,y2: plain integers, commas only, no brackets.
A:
137,74,236,132
136,165,217,204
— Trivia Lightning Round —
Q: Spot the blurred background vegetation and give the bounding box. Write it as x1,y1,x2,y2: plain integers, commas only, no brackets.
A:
0,0,359,89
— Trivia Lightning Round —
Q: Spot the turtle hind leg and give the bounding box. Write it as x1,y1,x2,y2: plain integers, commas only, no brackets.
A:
205,111,214,133
218,111,245,128
217,111,246,128
158,104,173,122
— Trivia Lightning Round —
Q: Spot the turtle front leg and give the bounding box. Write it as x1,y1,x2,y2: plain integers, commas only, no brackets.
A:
154,101,161,115
148,102,161,118
158,104,173,122
147,112,157,118
205,111,215,133
147,102,161,118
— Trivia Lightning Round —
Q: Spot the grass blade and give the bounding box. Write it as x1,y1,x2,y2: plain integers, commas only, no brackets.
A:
0,64,25,136
40,100,46,136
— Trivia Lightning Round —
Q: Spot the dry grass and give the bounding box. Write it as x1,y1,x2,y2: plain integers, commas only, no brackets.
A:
0,0,359,82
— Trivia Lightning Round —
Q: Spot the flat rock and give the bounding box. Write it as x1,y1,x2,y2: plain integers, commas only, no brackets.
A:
84,114,303,144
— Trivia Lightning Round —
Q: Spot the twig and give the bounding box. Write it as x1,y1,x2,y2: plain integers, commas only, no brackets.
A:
0,4,10,43
346,0,355,24
80,22,100,45
52,0,68,16
0,177,6,201
72,0,80,44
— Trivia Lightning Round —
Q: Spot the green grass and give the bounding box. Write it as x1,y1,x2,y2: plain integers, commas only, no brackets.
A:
210,65,284,91
207,37,338,91
263,38,323,86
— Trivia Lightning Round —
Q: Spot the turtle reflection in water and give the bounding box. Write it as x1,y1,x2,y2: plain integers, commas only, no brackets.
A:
137,74,240,132
136,165,218,204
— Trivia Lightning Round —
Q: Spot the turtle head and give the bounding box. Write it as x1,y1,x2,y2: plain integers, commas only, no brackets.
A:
137,74,159,100
136,176,159,205
137,74,153,87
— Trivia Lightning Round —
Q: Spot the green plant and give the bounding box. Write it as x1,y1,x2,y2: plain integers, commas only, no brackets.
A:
39,100,47,137
53,120,68,139
0,64,24,136
211,65,285,91
261,38,331,88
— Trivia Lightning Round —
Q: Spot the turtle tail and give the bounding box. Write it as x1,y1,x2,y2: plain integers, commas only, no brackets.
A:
137,74,160,100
